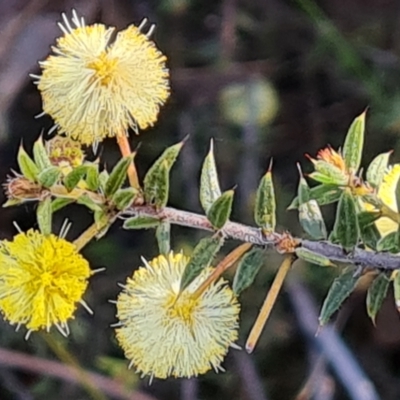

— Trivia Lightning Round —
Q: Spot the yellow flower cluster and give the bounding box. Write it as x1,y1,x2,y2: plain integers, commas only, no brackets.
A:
0,9,242,382
34,10,169,145
0,230,91,337
115,252,240,380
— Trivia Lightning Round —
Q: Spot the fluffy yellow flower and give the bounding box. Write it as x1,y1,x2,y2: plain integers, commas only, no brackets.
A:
374,164,400,236
114,252,240,380
0,230,91,337
34,10,169,145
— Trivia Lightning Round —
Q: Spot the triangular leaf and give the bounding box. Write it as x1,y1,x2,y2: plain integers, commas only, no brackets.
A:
299,200,327,240
112,187,138,211
366,272,390,324
156,222,171,255
64,165,87,192
37,197,52,236
105,155,133,198
51,198,73,212
233,247,264,295
366,151,391,189
319,268,359,325
85,162,100,191
207,190,234,230
144,141,184,207
200,140,221,212
180,236,224,292
333,189,359,251
295,247,334,267
17,146,39,182
143,161,169,208
77,193,103,212
254,168,276,231
33,136,52,171
342,111,366,173
37,166,61,188
123,216,160,230
288,184,341,210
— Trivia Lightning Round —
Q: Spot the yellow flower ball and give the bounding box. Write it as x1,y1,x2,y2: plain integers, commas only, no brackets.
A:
114,252,240,380
34,10,170,146
374,164,400,236
0,230,91,337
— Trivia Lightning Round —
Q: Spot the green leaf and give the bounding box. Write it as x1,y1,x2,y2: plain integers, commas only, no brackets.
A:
33,136,52,171
3,199,22,207
77,194,103,212
288,184,341,210
333,189,359,251
143,141,184,207
17,146,39,182
357,210,381,226
180,235,224,292
377,231,400,253
310,161,348,185
366,151,391,189
123,216,160,230
207,190,234,230
233,247,264,295
366,273,390,324
342,111,366,173
296,166,310,205
393,272,400,312
37,197,52,236
254,168,276,231
295,248,334,267
308,171,346,186
319,268,359,325
299,200,327,239
358,211,381,250
37,166,61,188
64,165,87,192
143,161,169,208
200,139,221,212
151,141,184,170
51,198,73,212
156,222,171,255
99,170,109,192
94,210,111,239
85,163,100,191
105,155,133,198
112,187,138,211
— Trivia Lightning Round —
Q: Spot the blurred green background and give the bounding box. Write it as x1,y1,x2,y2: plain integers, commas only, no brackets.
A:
1,0,400,399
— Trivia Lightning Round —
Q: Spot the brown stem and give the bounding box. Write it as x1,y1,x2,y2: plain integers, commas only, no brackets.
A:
42,333,107,400
0,347,156,400
116,133,140,189
245,254,295,353
127,205,400,271
192,242,252,299
73,221,109,251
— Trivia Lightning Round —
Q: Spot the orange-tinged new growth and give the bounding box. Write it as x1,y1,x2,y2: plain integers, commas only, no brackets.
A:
317,147,347,172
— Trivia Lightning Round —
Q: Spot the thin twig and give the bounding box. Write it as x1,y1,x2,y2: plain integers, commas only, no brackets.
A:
0,347,157,400
246,254,295,353
127,205,400,270
233,351,269,400
286,280,380,400
180,378,198,400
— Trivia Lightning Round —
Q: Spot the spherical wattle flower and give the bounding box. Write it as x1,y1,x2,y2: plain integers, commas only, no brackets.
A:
34,10,170,146
0,230,91,337
114,252,240,380
374,164,400,236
